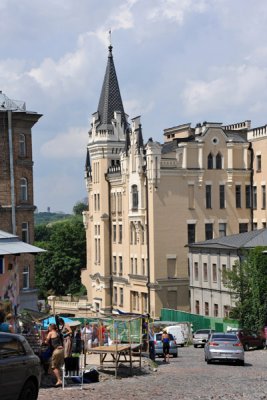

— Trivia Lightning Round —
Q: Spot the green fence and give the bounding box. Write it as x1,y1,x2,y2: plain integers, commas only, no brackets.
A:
160,309,239,332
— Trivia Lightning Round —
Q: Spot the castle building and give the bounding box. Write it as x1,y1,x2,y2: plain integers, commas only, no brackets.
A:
82,46,258,318
0,92,42,310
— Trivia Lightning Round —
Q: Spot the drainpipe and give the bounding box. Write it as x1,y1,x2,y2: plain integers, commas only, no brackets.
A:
145,173,151,315
248,142,254,231
8,110,16,234
104,173,113,313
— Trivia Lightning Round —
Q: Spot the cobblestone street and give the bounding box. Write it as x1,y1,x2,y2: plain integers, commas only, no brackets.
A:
38,346,267,400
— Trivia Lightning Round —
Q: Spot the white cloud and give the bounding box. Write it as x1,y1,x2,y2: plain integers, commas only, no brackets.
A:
148,0,208,24
182,64,267,115
41,126,88,159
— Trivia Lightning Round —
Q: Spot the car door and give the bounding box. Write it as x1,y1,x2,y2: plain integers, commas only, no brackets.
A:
0,336,27,400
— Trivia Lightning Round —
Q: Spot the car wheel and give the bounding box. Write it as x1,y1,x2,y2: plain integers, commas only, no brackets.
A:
181,344,184,347
207,359,212,364
244,343,249,351
173,353,178,358
194,345,197,348
18,379,38,400
238,360,245,366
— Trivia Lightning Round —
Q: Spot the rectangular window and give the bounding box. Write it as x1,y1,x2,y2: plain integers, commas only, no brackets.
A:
130,258,134,274
131,291,139,311
188,224,196,244
119,288,124,306
204,302,209,316
214,304,218,317
113,224,116,242
0,258,4,274
239,223,248,233
119,256,123,275
113,256,117,274
206,185,212,209
23,266,30,289
114,287,117,305
256,154,262,172
235,185,241,208
142,293,148,313
262,185,266,209
142,258,146,275
222,264,227,285
188,185,195,209
203,263,208,282
194,262,199,281
134,258,138,275
253,186,257,209
195,300,200,315
205,223,213,240
219,185,225,209
212,263,217,282
246,185,251,208
22,222,29,243
118,225,123,243
263,222,267,229
224,305,230,318
253,222,257,230
219,223,226,237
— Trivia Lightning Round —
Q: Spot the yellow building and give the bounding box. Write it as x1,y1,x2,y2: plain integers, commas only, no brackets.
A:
81,46,258,318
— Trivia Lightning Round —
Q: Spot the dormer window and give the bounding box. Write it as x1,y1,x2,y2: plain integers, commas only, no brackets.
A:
207,153,213,169
132,185,138,210
216,152,222,169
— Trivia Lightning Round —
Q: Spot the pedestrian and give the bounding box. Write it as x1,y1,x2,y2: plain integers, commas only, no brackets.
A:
45,323,64,387
81,322,92,353
0,311,13,332
73,329,82,353
92,323,99,347
162,330,170,363
58,317,73,358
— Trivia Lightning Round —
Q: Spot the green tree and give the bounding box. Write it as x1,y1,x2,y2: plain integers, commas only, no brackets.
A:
73,200,88,215
34,216,86,297
224,246,267,331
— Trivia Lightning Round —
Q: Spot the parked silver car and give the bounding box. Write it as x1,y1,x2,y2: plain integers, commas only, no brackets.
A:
0,332,41,400
193,329,214,348
154,332,178,358
204,332,245,365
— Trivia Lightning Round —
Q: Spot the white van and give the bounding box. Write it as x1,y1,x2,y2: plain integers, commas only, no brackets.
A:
165,325,185,347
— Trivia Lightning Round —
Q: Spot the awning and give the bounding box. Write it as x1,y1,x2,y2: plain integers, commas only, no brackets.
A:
0,230,46,255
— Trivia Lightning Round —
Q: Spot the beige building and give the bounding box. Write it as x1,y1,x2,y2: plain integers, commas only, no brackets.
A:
81,46,259,318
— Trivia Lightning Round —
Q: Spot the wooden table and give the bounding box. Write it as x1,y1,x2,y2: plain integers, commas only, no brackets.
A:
88,344,141,378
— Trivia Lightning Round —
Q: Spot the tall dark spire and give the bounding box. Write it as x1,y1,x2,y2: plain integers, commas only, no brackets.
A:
136,123,144,153
97,45,127,130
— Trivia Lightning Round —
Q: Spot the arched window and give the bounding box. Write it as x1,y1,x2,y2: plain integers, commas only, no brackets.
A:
20,178,28,201
132,185,138,210
216,152,222,169
19,134,26,157
207,153,213,169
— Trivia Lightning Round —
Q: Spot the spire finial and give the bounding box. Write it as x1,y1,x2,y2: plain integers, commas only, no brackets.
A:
108,29,113,55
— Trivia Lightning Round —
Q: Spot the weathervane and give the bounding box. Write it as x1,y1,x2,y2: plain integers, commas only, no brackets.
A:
109,29,112,46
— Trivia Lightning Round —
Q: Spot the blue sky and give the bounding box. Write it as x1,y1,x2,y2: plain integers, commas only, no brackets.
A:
1,0,267,213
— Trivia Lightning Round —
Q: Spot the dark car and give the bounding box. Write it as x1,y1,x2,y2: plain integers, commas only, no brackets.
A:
0,332,41,400
230,329,265,351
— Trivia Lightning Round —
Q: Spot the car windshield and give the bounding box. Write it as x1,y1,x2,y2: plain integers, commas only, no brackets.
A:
195,330,210,334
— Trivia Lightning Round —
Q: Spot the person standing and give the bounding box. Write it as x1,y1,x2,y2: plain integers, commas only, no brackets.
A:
45,324,64,387
81,322,92,353
162,330,170,363
58,317,73,358
0,311,13,332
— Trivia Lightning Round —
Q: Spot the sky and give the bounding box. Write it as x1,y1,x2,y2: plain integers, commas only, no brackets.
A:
1,0,267,213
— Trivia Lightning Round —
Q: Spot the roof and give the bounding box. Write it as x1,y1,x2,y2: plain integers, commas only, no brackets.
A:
189,229,267,251
0,230,45,255
97,45,127,131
